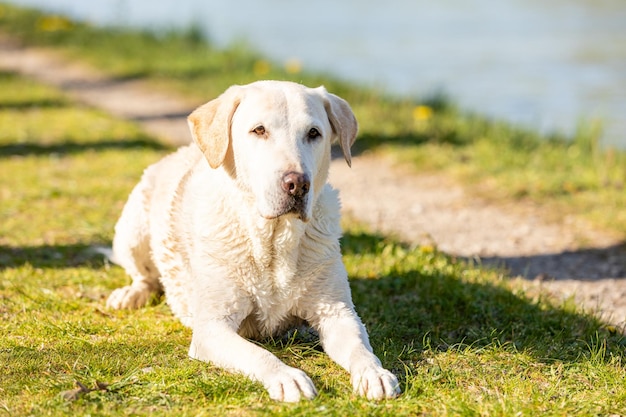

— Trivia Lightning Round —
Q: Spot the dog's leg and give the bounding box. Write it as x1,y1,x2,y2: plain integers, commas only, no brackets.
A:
107,183,162,310
189,320,318,402
106,258,161,309
313,303,401,400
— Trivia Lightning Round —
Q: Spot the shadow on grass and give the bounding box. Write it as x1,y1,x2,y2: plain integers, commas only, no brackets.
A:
0,138,169,158
341,231,626,364
355,132,431,152
331,131,456,162
479,243,626,281
0,98,69,110
0,243,108,269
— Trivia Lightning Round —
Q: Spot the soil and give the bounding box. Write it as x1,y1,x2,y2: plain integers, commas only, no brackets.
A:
2,36,624,329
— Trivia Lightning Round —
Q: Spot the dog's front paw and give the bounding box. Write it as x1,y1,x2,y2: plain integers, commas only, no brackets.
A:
351,365,401,400
106,284,152,309
263,367,318,402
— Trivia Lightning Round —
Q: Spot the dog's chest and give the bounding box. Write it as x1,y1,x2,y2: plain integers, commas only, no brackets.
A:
240,218,308,335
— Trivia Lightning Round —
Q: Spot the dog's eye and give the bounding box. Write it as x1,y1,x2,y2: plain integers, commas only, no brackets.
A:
307,128,321,140
252,126,266,136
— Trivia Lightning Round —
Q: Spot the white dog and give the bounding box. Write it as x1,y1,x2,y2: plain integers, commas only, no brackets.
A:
106,81,400,402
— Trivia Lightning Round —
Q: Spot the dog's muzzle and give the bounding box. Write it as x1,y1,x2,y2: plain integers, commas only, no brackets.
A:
280,171,310,220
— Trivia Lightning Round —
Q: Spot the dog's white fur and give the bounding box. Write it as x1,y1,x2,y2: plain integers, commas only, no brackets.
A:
106,81,400,402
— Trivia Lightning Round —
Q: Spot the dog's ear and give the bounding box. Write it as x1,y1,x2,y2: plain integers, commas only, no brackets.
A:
188,86,242,169
320,87,358,167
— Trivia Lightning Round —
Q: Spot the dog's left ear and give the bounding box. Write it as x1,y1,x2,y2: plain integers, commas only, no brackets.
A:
318,87,358,167
188,86,242,169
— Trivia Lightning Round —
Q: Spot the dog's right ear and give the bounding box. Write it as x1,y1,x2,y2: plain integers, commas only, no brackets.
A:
188,86,242,169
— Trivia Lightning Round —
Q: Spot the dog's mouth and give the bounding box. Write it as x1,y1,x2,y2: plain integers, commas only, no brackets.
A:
286,198,309,222
260,196,310,222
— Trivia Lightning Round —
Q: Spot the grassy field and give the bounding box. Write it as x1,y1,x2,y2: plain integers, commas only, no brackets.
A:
0,2,625,237
1,64,626,415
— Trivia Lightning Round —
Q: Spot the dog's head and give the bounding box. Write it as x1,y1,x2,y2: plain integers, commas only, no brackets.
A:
188,81,357,222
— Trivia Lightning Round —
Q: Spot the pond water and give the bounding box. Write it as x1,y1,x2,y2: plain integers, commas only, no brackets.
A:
8,0,626,147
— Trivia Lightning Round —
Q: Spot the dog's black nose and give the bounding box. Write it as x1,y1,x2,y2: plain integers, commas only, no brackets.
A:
282,172,310,198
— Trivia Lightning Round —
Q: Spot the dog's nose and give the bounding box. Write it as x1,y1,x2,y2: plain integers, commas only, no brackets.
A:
282,172,310,198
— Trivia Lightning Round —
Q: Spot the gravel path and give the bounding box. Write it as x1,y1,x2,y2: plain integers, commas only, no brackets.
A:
2,36,625,329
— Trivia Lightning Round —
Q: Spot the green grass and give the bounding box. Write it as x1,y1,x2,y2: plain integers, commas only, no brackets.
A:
0,2,624,237
2,72,626,416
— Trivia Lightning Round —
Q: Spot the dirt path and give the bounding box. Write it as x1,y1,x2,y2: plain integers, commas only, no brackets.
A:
330,156,626,328
2,36,625,329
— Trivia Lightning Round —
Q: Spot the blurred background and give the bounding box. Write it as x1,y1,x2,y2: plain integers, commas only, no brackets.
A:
8,0,626,148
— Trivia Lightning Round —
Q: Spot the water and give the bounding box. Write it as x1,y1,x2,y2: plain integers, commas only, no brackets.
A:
8,0,626,147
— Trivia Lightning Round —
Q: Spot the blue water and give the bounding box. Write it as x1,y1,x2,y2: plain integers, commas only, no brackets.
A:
8,0,626,147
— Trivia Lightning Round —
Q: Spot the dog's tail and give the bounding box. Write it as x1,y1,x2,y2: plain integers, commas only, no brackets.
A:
89,245,120,265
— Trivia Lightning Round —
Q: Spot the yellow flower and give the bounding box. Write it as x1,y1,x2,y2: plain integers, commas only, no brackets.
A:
284,58,302,74
562,181,578,193
420,244,436,254
253,60,271,77
413,105,433,122
36,15,74,32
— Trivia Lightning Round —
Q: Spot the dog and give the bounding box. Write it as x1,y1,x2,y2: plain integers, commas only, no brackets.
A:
106,80,400,402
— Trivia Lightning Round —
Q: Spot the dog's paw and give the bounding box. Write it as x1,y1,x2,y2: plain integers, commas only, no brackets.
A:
106,285,152,309
351,365,401,400
263,367,318,402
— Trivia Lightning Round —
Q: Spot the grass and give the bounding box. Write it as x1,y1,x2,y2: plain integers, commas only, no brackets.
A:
0,3,625,237
1,71,626,416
